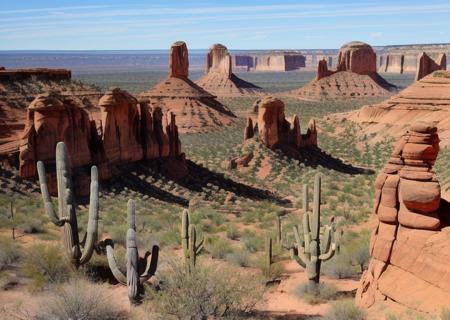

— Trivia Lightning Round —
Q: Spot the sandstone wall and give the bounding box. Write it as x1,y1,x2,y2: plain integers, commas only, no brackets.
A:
232,53,305,72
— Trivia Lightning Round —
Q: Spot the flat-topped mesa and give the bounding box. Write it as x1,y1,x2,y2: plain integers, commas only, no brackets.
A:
290,41,396,100
18,89,184,194
206,43,232,78
356,122,450,314
416,52,447,81
140,41,236,133
246,96,317,149
337,41,377,74
196,43,263,97
169,41,189,79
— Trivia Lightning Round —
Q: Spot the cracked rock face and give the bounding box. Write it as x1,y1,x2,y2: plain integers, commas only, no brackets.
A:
356,122,450,314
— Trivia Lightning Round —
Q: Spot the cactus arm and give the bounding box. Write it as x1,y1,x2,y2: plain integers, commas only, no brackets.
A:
195,237,204,255
79,166,99,264
319,243,336,261
37,161,65,226
127,229,139,303
140,245,159,284
290,248,307,268
311,174,321,240
292,226,309,267
321,225,332,254
302,213,311,255
106,244,127,284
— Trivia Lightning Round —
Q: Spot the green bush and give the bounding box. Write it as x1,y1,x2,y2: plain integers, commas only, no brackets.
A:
226,223,240,240
147,259,263,319
206,237,232,259
322,252,357,279
294,282,338,304
242,230,263,253
33,279,128,320
0,236,21,271
325,299,367,320
225,249,252,267
22,243,72,291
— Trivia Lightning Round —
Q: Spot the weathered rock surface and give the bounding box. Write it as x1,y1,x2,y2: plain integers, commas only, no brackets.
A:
333,71,450,147
17,89,184,193
289,42,396,100
356,123,450,314
140,41,236,133
196,44,263,97
233,53,305,72
247,96,317,149
416,52,447,81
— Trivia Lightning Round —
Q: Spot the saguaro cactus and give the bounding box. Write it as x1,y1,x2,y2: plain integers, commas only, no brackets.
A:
181,209,204,271
264,235,273,278
37,142,99,268
106,199,159,304
290,174,339,292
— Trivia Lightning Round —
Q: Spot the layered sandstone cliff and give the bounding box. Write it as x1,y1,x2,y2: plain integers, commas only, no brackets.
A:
196,44,263,96
140,41,236,133
356,122,450,314
416,52,447,81
290,41,396,100
233,53,305,72
332,71,450,147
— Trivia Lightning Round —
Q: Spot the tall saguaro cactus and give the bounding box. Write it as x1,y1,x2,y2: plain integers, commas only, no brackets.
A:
37,142,99,268
181,209,204,271
290,174,339,292
106,199,159,304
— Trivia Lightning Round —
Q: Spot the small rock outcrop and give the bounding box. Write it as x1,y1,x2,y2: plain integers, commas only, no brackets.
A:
140,41,236,133
196,44,263,97
290,41,396,100
416,52,447,81
245,96,317,149
356,122,450,314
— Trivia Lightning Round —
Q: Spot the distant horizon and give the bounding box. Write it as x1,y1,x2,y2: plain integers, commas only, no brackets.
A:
1,1,450,50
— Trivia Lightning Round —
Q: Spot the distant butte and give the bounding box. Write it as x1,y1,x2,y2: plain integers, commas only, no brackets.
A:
289,41,397,100
139,41,236,133
196,43,263,97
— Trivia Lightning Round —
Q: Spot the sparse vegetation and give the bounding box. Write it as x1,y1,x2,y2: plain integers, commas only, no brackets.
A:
325,299,367,320
0,236,21,271
294,282,339,304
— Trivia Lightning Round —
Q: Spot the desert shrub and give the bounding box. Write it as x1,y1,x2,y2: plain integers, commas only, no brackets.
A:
325,299,367,320
0,236,21,271
33,278,128,320
206,237,232,259
348,234,370,273
257,258,284,280
22,243,71,291
442,308,450,320
148,259,263,319
242,230,264,253
294,282,338,304
226,223,240,240
18,218,45,234
322,252,357,279
226,249,251,267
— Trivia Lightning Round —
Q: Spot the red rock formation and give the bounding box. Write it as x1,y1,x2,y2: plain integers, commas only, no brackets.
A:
290,41,396,100
244,117,254,140
233,53,305,71
337,41,377,74
99,88,143,164
169,41,189,79
140,41,236,133
253,96,317,149
0,68,71,81
356,122,450,314
18,89,185,193
19,92,93,178
196,43,263,97
226,152,254,169
416,52,447,81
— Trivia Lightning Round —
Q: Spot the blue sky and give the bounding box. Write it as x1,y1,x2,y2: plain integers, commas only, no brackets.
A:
0,0,449,50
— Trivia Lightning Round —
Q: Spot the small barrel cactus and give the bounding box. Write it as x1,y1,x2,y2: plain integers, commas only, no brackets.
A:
181,209,204,271
37,142,100,268
290,174,340,292
106,199,159,304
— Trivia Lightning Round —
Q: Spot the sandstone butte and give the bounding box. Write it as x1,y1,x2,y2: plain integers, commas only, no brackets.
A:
289,41,396,100
356,121,450,315
244,96,317,149
415,52,447,81
139,41,236,133
18,89,183,195
195,43,263,97
331,71,450,148
380,49,448,75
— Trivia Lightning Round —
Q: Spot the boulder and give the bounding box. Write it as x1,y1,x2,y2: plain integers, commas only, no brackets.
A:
356,122,450,315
